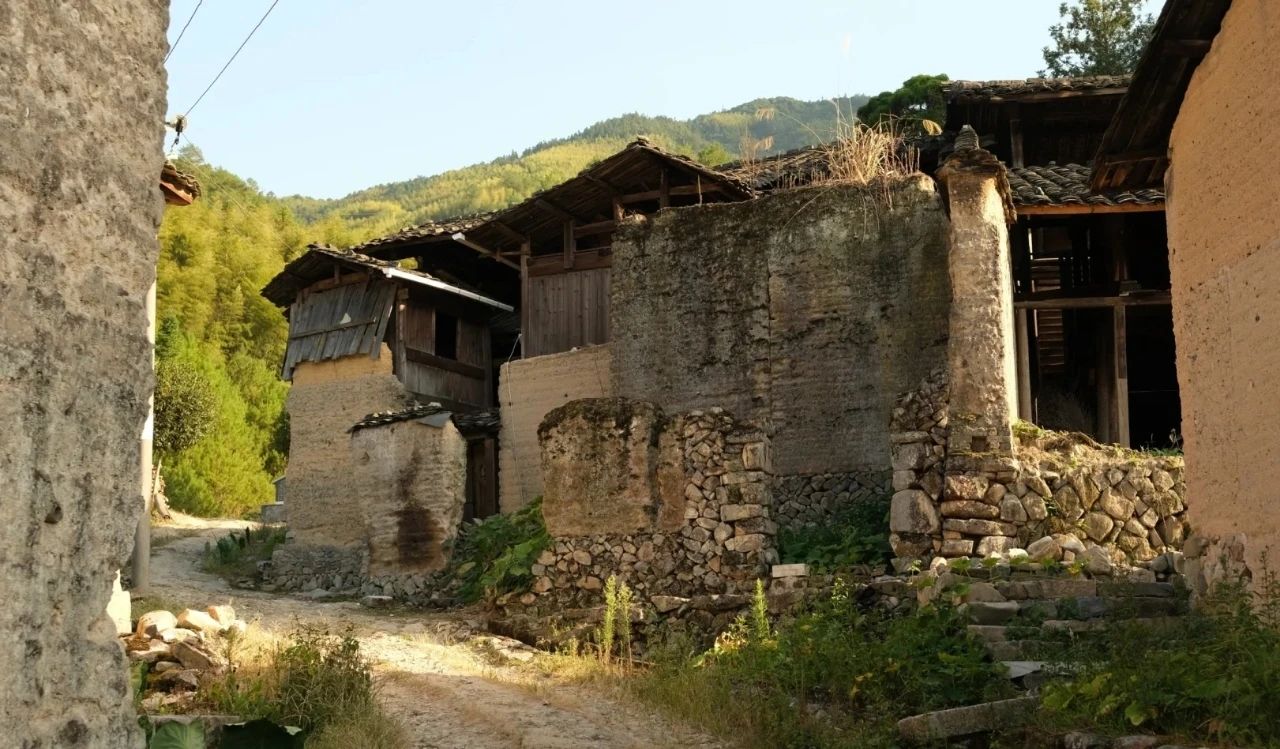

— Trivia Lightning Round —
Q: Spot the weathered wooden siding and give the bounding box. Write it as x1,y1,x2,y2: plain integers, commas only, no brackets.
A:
395,298,492,408
524,267,611,357
283,278,396,379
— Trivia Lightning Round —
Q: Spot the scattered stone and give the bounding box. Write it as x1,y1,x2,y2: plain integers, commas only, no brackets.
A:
206,605,236,627
158,628,197,645
361,595,394,609
176,609,224,634
171,640,223,672
135,610,177,638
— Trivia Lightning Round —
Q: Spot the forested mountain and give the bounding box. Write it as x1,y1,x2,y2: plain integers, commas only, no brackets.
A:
156,94,865,517
282,95,866,242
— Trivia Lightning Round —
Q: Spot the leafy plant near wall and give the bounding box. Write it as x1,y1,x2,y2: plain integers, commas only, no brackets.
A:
449,498,550,603
776,494,892,569
1037,569,1280,747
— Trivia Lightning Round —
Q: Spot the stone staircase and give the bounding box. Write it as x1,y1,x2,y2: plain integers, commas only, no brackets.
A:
959,576,1186,687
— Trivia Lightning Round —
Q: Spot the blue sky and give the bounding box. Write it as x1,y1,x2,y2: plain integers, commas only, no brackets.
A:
164,1,1164,199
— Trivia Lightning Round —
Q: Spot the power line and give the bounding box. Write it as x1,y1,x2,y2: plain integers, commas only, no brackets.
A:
184,0,282,117
164,0,204,63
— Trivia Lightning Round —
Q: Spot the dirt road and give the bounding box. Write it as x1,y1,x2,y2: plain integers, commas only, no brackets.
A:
147,518,721,749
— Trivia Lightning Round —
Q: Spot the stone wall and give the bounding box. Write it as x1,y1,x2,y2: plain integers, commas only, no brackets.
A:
0,3,167,745
610,179,950,526
889,372,1189,567
266,544,366,594
351,418,467,576
497,344,612,514
528,400,776,609
773,470,891,529
1167,0,1280,583
285,348,408,547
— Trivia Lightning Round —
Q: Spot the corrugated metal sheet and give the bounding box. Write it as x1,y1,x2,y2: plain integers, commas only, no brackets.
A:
282,279,397,379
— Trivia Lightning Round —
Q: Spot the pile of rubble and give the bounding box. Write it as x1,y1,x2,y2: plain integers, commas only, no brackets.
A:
122,604,247,712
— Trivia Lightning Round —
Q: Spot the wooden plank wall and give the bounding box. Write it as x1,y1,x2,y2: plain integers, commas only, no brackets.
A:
396,302,492,407
282,279,395,378
524,267,611,357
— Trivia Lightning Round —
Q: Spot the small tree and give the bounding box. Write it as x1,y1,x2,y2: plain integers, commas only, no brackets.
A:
1041,0,1156,77
153,323,217,455
856,74,948,134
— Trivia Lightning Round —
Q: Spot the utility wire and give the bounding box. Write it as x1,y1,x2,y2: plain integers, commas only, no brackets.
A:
164,0,204,63
184,0,282,117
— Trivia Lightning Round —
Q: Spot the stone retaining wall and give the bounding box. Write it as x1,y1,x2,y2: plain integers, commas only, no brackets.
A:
889,371,1189,566
528,401,777,610
773,470,891,528
265,544,365,594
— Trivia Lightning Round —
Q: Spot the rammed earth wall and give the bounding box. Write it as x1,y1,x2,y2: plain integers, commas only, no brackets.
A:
528,400,776,610
609,179,950,527
0,3,168,745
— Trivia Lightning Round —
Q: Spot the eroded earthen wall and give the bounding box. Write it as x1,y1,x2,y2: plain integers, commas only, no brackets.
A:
1167,0,1280,579
497,345,612,513
0,3,167,745
352,420,467,576
610,179,949,523
532,400,776,609
285,348,408,546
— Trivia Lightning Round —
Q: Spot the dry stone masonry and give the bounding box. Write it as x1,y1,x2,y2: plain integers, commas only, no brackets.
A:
890,372,1189,567
526,399,777,610
773,470,891,528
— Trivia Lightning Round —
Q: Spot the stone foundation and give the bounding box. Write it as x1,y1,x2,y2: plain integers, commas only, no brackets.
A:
265,544,365,593
528,401,777,610
773,470,891,529
889,371,1189,566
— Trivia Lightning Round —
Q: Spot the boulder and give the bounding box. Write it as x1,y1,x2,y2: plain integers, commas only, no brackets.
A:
135,610,177,638
206,605,236,627
1026,536,1062,562
171,640,224,672
890,490,941,535
176,608,224,634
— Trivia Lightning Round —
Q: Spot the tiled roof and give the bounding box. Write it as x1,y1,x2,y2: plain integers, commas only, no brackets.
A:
351,213,497,255
350,403,500,437
1008,162,1164,208
944,76,1131,103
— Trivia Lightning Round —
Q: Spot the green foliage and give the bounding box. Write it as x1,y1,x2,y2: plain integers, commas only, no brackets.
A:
857,74,949,131
635,585,1012,748
201,525,288,580
777,494,891,569
146,720,204,749
449,498,550,602
203,626,401,748
1038,573,1280,747
1040,0,1156,77
154,326,217,455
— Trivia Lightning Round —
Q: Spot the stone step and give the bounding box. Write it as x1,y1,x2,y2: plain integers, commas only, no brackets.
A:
897,696,1037,743
967,616,1183,644
1015,596,1183,621
992,579,1178,601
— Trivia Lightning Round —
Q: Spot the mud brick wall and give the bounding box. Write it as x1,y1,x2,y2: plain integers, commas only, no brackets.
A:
610,179,949,526
531,401,776,609
497,345,612,514
285,348,409,547
0,4,168,744
351,419,467,577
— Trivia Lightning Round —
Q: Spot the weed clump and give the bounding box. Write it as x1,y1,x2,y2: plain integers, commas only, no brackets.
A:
776,494,891,570
448,497,550,602
201,525,287,580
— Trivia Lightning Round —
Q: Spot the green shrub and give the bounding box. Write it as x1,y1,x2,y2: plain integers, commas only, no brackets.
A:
776,494,891,569
1039,573,1280,747
634,583,1012,748
449,497,550,602
201,525,287,579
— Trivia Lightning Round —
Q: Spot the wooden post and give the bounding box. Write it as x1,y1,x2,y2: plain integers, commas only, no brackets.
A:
1015,308,1034,422
519,248,530,359
1113,305,1130,446
659,168,670,208
562,219,575,270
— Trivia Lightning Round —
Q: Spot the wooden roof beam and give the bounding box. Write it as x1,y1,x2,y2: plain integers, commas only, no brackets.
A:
1017,202,1165,216
449,232,520,270
535,197,577,222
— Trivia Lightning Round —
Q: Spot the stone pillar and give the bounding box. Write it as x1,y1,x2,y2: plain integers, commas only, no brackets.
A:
936,127,1019,456
1,3,167,746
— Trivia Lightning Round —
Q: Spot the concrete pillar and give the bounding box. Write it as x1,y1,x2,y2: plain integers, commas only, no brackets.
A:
936,127,1019,455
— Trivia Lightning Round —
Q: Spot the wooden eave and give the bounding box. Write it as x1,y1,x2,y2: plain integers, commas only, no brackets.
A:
160,179,194,206
1091,0,1233,191
1016,201,1165,217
